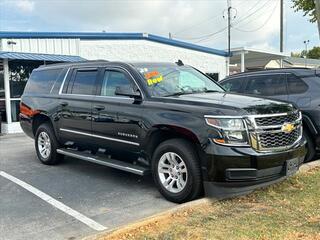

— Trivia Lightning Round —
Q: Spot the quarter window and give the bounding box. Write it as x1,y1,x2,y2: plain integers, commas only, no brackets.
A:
70,69,97,95
287,74,308,94
24,68,62,94
101,70,133,97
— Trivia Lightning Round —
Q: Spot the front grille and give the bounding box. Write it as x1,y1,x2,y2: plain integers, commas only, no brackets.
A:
259,127,301,149
255,111,300,126
249,111,302,152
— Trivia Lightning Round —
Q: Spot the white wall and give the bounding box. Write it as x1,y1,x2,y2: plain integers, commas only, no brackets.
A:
80,40,227,79
0,38,80,56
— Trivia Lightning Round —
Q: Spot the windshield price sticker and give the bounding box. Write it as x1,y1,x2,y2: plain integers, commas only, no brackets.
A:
147,75,163,86
144,71,163,86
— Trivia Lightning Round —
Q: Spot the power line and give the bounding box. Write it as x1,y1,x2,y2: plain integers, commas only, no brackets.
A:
194,0,274,43
233,1,279,32
172,0,250,39
193,27,228,43
173,15,222,37
233,0,274,26
174,0,274,44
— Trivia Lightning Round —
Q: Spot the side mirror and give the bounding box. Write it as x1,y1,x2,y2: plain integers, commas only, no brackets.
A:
115,86,141,99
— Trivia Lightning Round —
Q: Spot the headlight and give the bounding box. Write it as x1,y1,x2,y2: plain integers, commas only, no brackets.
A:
205,117,249,146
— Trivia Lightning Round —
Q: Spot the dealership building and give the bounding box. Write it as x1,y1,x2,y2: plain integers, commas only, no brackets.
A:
0,31,228,133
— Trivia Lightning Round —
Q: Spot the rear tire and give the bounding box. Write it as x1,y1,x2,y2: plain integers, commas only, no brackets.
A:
35,123,63,165
303,130,316,162
152,139,203,203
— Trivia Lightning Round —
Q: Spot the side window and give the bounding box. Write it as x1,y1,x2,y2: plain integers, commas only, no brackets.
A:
245,75,286,96
70,69,98,95
221,78,243,93
101,70,133,97
287,74,308,94
24,68,63,94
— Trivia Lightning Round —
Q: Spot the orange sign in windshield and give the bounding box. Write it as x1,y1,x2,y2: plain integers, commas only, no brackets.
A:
144,71,160,79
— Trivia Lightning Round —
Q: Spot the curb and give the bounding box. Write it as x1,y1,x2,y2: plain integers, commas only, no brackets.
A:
299,159,320,173
84,198,213,240
85,160,320,240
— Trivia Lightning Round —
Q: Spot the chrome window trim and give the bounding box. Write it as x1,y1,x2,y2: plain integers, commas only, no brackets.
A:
60,128,140,146
101,66,145,99
58,68,71,95
58,66,144,100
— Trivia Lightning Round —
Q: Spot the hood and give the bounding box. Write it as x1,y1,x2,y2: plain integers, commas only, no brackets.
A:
163,92,295,115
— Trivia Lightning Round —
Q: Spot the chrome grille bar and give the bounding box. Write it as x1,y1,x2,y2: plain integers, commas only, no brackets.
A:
247,111,303,152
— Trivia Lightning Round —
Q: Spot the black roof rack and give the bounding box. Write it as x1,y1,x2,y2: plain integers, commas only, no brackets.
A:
228,67,314,77
37,60,109,69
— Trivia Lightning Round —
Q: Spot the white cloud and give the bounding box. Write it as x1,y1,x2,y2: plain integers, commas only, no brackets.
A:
15,0,35,13
0,0,318,52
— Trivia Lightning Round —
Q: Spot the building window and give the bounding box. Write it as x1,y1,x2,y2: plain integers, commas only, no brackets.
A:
0,61,6,123
0,63,4,99
7,60,44,123
10,100,20,122
9,60,42,98
0,100,6,122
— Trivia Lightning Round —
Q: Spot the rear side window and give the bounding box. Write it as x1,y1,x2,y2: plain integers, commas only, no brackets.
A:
24,68,62,94
69,69,98,95
221,77,244,92
245,74,287,96
287,74,308,94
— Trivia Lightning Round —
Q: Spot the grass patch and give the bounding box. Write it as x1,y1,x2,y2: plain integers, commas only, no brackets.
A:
98,167,320,240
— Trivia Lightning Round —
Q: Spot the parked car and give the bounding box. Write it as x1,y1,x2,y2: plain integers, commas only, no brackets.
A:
220,68,320,162
20,61,306,203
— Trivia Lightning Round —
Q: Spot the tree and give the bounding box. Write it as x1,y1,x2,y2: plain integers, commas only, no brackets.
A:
292,0,317,22
290,47,320,59
307,46,320,58
291,52,302,57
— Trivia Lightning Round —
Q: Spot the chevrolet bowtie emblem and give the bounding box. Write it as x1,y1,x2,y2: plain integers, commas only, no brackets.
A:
281,123,296,134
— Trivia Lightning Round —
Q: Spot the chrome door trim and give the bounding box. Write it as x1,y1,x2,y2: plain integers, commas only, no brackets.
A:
60,128,140,146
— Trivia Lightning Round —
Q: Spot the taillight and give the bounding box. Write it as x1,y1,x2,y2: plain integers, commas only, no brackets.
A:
20,102,40,117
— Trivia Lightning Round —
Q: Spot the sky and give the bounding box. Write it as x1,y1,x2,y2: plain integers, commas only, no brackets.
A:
0,0,319,54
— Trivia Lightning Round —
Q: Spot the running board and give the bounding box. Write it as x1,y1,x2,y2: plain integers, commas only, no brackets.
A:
57,148,150,176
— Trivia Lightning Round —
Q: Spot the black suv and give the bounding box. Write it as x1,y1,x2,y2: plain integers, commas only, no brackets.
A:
220,68,320,162
20,61,306,203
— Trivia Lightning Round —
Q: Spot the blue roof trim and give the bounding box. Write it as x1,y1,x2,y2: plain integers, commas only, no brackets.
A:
147,34,227,56
0,51,85,62
0,31,228,57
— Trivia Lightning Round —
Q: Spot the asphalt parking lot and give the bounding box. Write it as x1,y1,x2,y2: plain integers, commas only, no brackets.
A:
0,134,175,240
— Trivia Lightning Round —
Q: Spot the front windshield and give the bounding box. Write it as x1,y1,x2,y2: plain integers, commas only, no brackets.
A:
134,64,225,97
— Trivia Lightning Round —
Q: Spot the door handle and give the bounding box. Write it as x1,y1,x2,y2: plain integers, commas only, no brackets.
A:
94,105,105,111
60,102,68,107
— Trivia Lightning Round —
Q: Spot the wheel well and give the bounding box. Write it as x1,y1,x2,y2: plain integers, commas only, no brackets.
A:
32,114,51,136
144,127,201,162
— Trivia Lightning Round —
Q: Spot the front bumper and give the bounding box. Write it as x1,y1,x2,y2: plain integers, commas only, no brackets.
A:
202,139,306,198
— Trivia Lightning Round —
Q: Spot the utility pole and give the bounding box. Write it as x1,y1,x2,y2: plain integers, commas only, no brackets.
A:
227,0,232,56
303,40,310,68
315,0,320,38
223,0,236,76
224,0,236,56
280,0,284,52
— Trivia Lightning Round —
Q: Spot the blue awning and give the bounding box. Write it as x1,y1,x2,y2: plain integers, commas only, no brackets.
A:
0,51,85,62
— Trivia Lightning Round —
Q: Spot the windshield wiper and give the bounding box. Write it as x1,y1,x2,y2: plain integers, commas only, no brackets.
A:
202,89,221,93
163,91,188,97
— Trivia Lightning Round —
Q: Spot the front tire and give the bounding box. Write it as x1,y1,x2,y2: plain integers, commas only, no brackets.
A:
35,123,63,165
303,130,315,162
152,139,203,203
